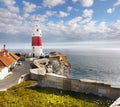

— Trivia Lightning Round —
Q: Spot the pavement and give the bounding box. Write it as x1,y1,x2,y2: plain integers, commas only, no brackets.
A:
0,59,31,91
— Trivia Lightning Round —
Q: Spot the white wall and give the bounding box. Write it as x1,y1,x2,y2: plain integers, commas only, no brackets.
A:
0,67,9,80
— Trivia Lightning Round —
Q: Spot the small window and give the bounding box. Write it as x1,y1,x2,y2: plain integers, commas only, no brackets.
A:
36,29,39,32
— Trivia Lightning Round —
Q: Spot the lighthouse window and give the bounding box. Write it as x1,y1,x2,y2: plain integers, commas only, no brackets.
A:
36,29,39,32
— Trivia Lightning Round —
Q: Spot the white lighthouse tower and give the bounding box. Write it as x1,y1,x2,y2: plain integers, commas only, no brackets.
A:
32,19,44,57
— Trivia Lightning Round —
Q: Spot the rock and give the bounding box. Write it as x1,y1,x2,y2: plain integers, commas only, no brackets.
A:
31,52,71,77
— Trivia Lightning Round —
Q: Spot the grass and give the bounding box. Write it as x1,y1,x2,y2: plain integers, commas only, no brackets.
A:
0,80,113,107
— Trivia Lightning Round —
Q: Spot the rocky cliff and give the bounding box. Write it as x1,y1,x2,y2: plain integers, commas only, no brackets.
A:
31,52,71,77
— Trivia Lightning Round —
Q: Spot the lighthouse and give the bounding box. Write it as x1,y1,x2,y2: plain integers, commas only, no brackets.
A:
32,19,44,57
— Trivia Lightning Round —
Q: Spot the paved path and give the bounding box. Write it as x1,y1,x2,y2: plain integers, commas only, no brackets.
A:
0,59,31,91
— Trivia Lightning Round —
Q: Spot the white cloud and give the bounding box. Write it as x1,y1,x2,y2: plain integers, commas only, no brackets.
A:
31,15,46,23
45,11,56,17
107,8,115,14
68,16,82,26
30,11,57,23
41,14,114,42
82,9,94,18
111,20,120,30
8,6,19,13
0,6,28,36
114,0,120,6
72,0,78,3
98,21,111,32
43,0,65,8
1,0,19,13
80,18,91,24
67,6,73,12
83,21,111,33
99,0,107,1
2,0,15,6
83,21,96,32
0,9,22,21
0,0,120,44
23,1,36,13
80,0,94,7
58,11,69,18
23,13,30,18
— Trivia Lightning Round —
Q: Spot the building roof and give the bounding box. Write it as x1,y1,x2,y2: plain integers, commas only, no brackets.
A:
0,49,20,69
9,52,19,60
0,60,5,68
0,56,15,67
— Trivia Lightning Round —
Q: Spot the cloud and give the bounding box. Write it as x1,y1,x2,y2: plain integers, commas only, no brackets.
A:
107,8,115,14
72,0,94,7
43,0,65,8
41,14,120,42
83,21,96,32
114,0,120,6
72,0,78,3
98,21,111,32
45,11,57,17
99,0,107,1
30,11,57,23
0,3,31,44
22,1,37,13
68,16,82,26
2,0,15,6
80,0,94,7
82,9,94,18
58,11,69,18
111,20,120,30
23,13,30,18
0,0,120,46
67,6,73,12
8,6,19,13
1,0,19,13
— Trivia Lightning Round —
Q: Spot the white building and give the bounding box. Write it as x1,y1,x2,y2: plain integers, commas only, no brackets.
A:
0,48,19,80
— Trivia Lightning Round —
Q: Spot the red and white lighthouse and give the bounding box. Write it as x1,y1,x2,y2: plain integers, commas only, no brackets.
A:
32,19,44,57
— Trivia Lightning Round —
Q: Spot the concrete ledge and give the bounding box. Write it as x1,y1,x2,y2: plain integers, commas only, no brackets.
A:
18,73,30,84
80,79,111,85
46,73,67,78
110,97,120,107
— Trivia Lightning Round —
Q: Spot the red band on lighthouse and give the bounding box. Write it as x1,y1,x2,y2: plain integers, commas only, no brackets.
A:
32,36,42,46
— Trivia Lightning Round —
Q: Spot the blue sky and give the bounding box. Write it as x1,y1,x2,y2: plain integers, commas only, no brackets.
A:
0,0,120,49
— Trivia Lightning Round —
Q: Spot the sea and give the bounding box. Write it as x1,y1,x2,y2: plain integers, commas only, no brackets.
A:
10,47,120,87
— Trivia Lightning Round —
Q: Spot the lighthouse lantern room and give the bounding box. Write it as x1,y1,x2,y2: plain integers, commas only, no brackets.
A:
32,19,44,57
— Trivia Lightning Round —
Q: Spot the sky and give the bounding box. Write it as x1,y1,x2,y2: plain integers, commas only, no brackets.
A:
0,0,120,49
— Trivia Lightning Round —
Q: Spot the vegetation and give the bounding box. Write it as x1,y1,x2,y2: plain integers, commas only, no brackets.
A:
0,80,112,107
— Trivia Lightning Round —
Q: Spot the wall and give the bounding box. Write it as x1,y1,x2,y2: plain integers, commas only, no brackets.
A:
0,67,9,80
30,73,120,99
18,73,30,84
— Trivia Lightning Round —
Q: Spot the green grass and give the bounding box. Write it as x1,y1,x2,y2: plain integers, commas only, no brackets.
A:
0,80,112,107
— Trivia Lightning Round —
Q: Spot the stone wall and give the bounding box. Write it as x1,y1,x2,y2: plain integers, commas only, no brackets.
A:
30,73,120,99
